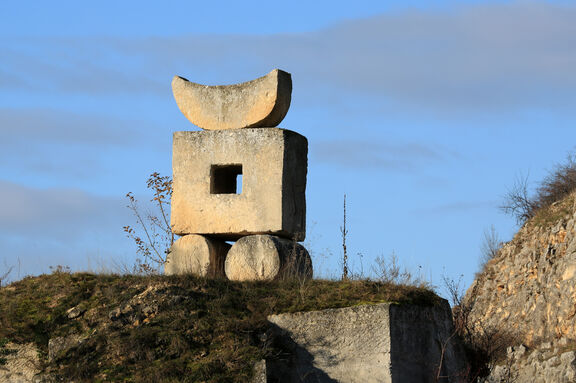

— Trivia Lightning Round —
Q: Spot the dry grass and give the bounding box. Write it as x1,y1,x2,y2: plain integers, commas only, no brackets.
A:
0,271,440,382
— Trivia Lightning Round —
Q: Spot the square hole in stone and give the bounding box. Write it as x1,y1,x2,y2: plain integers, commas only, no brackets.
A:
211,164,243,194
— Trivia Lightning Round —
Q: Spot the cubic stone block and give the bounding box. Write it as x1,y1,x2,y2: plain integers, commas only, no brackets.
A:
172,128,307,240
267,301,468,383
224,234,312,281
164,234,230,277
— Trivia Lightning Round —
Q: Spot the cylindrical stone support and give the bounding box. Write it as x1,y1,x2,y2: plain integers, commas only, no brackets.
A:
225,234,312,281
165,234,230,277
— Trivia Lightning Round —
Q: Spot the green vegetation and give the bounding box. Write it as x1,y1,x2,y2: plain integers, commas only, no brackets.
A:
0,272,439,382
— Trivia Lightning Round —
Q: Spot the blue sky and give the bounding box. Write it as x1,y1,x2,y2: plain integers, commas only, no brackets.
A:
1,0,576,292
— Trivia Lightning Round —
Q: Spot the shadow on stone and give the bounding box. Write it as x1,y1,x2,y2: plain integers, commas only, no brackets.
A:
266,322,339,383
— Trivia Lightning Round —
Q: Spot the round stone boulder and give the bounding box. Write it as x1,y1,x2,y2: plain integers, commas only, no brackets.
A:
225,235,312,281
165,234,230,277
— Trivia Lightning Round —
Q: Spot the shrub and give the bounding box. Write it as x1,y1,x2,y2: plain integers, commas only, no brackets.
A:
536,153,576,208
443,275,520,382
124,172,174,274
372,252,429,288
501,152,576,224
479,225,501,267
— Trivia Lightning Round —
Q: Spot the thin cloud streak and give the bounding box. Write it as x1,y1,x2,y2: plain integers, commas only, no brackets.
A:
2,2,575,113
413,200,497,215
313,139,451,170
0,179,131,240
0,108,142,146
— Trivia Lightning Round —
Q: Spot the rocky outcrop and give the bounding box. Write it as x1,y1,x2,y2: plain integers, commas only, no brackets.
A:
0,342,41,383
466,191,576,381
466,192,576,345
266,301,468,383
486,342,576,383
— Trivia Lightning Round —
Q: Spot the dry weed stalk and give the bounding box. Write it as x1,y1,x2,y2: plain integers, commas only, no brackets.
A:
124,172,174,273
443,275,520,382
341,194,349,281
0,265,13,288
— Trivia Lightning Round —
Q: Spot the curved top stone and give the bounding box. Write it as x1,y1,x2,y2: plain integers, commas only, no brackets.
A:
172,69,292,130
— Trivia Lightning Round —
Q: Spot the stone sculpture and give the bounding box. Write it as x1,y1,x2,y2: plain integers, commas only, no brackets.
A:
165,69,312,281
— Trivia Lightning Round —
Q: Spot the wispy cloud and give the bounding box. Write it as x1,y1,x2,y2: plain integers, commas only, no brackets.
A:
313,139,454,170
0,108,141,145
3,2,574,113
0,107,164,178
412,200,497,215
0,41,164,95
0,180,138,276
0,180,131,240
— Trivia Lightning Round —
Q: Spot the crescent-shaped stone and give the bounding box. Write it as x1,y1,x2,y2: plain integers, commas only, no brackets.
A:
172,69,292,130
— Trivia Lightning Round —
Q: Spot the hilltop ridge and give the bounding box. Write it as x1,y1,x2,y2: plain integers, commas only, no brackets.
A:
0,273,439,382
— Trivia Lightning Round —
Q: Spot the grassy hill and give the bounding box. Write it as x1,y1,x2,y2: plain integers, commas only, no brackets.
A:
0,272,440,382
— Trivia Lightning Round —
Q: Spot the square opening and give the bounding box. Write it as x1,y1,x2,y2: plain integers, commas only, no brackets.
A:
211,164,243,194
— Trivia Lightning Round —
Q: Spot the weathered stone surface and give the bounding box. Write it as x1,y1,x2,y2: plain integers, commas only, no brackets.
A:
172,69,292,130
0,342,42,383
225,235,312,281
164,234,230,277
251,359,267,383
486,343,576,383
66,305,85,319
465,191,576,345
267,301,467,383
48,334,87,363
171,128,307,240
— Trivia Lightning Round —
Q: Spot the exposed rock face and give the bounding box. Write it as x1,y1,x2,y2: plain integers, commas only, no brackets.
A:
466,192,576,345
0,342,41,383
48,334,88,363
466,192,576,381
486,343,576,383
267,301,467,383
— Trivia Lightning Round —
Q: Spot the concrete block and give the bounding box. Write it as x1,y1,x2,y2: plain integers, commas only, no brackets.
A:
267,301,468,383
224,235,312,281
171,128,307,240
164,234,230,277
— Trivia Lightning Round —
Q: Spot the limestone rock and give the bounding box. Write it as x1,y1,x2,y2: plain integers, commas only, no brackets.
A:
172,69,292,130
251,359,267,383
225,235,312,281
465,191,576,345
48,334,87,363
66,305,85,319
267,301,468,383
164,234,230,277
486,343,576,383
0,342,42,383
171,128,307,241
